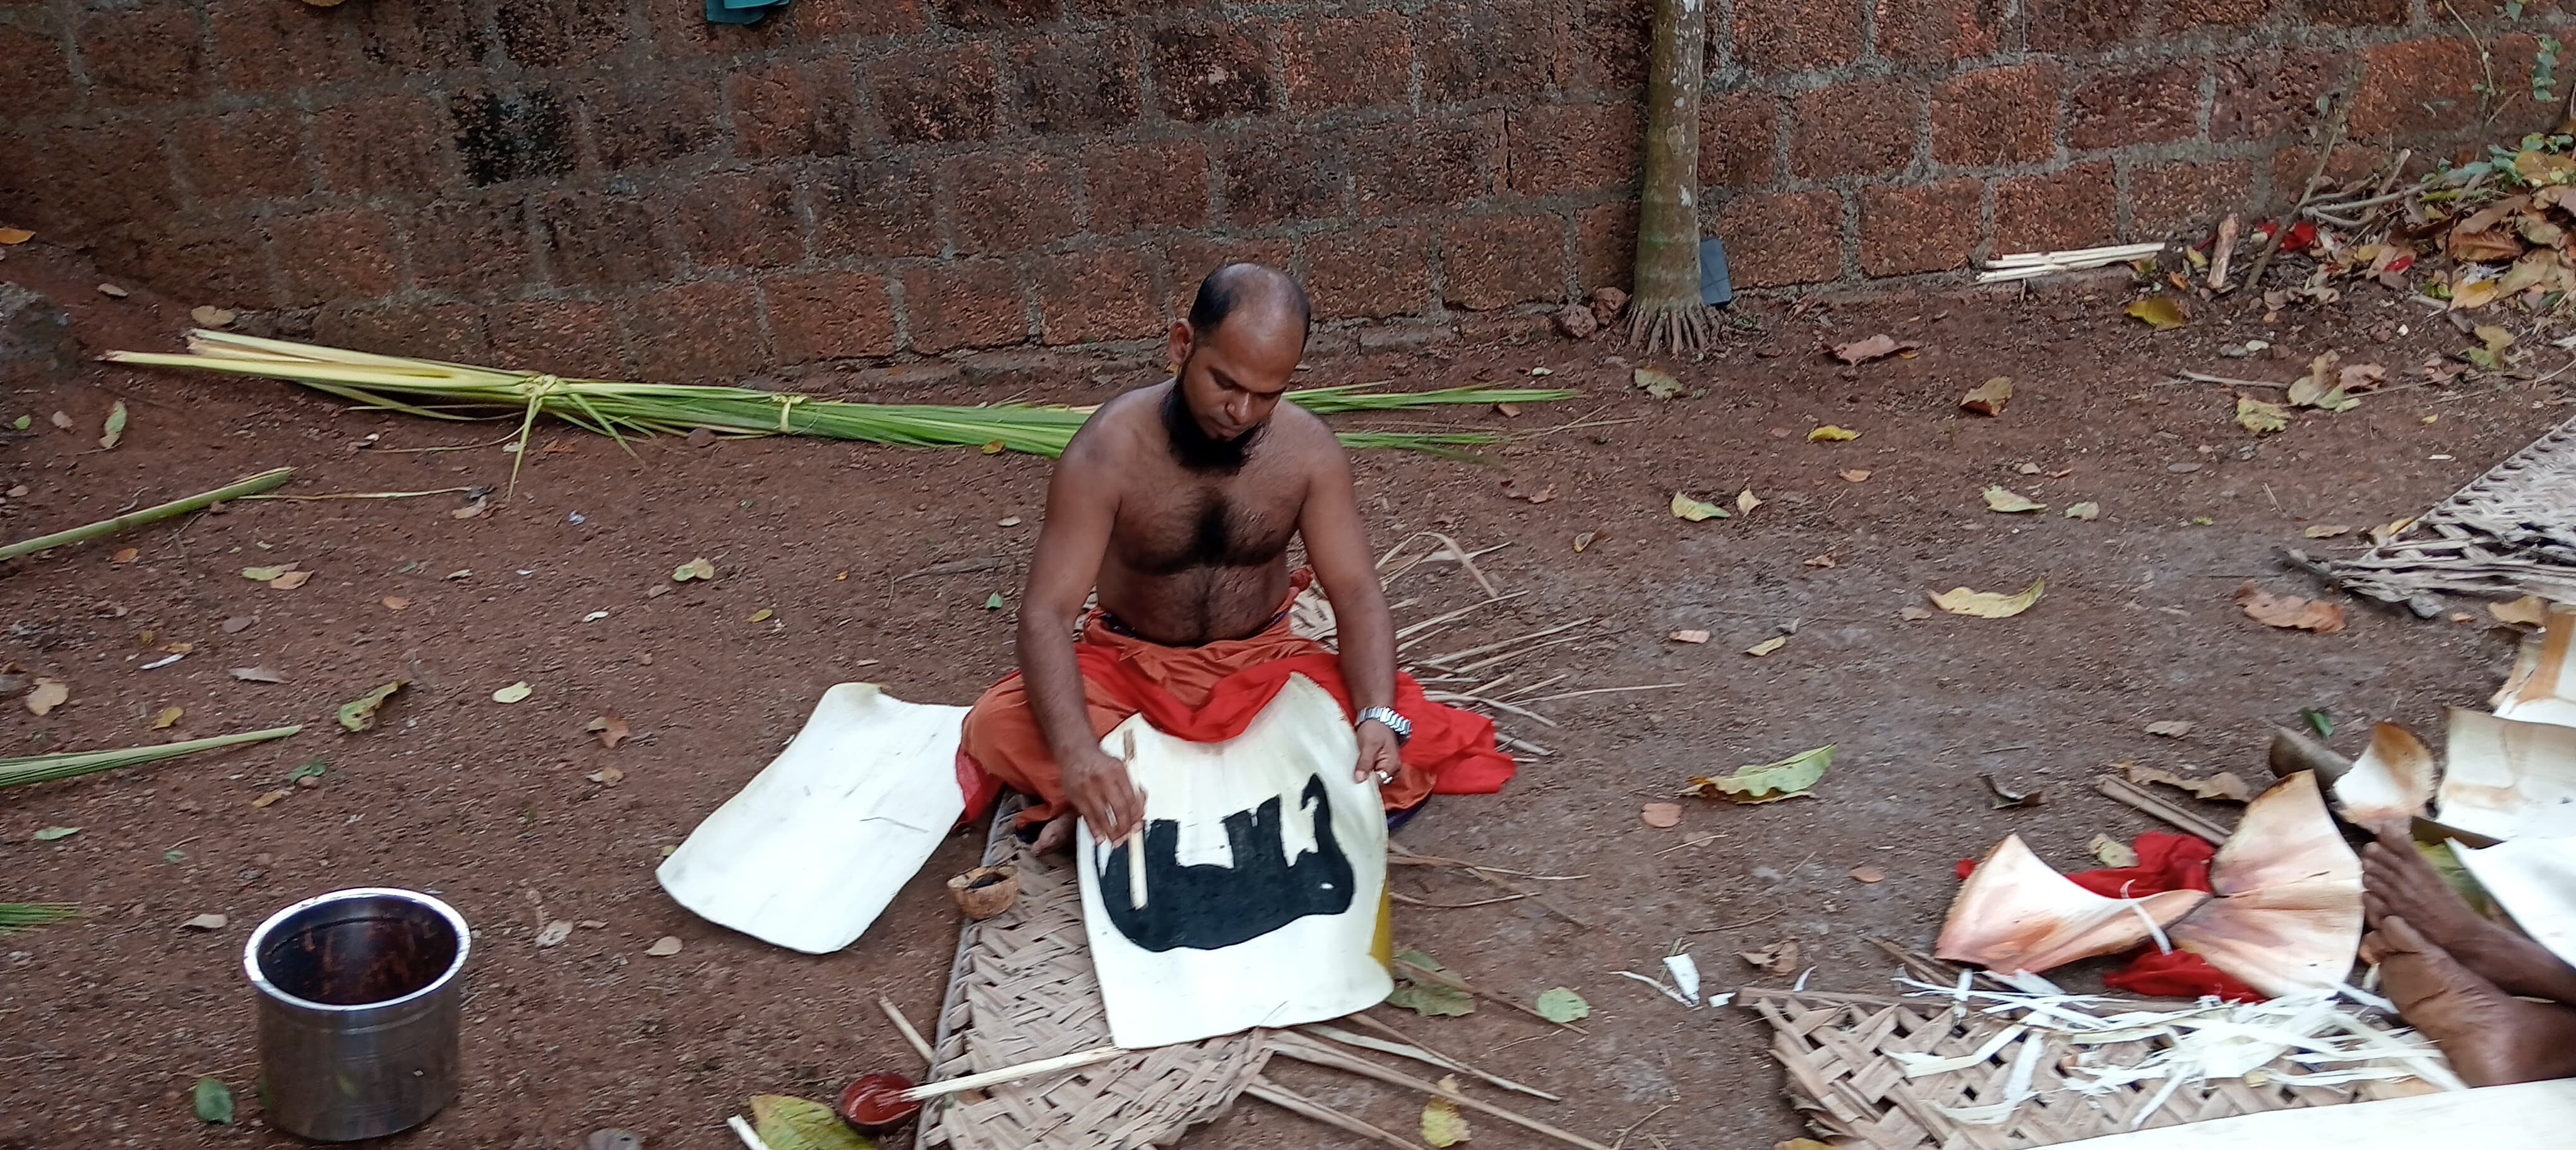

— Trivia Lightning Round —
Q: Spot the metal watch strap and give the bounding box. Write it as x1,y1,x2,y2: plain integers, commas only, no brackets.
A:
1356,706,1412,744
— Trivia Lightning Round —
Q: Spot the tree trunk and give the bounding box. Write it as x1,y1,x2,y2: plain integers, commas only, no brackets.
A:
1628,0,1714,355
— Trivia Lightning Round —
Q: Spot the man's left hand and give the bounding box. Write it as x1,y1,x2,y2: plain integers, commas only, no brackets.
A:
1355,720,1403,788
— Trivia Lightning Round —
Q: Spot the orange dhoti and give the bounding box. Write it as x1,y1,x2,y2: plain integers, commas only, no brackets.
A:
957,576,1517,829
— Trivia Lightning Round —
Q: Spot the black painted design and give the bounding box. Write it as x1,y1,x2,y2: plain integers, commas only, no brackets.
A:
1095,773,1355,952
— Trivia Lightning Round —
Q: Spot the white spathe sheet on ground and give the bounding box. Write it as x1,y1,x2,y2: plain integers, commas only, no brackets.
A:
2491,602,2576,728
2455,836,2576,969
2046,1077,2576,1149
657,684,967,954
1078,674,1392,1049
2437,707,2576,841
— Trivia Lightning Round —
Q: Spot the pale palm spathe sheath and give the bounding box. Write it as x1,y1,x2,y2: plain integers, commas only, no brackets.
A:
656,684,970,955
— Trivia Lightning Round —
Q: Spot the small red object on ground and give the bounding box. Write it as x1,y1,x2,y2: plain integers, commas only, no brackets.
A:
838,1072,922,1133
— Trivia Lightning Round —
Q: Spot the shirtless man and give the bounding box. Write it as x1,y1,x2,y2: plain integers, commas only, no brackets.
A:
2361,826,2576,1084
955,264,1517,853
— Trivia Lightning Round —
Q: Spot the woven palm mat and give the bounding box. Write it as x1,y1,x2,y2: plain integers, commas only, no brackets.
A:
2320,410,2576,607
1753,989,2435,1150
914,802,1271,1150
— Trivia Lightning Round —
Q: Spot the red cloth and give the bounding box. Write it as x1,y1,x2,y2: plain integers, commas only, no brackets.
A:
955,572,1515,828
2066,833,2215,900
1953,832,2262,1002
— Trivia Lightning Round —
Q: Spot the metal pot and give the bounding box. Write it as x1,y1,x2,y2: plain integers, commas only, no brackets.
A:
242,888,470,1141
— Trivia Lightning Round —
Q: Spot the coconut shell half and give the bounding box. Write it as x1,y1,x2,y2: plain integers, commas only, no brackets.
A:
2170,771,2363,997
2332,721,2437,833
1935,834,2209,976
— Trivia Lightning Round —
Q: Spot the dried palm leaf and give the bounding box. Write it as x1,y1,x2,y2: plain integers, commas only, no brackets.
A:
2491,602,2576,728
1935,834,2207,976
2171,772,2363,997
2333,721,2437,832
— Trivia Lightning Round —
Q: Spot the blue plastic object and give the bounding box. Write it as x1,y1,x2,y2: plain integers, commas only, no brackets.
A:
1698,236,1733,306
706,0,790,25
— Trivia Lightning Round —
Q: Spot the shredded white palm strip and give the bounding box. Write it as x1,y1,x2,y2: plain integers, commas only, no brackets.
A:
1863,975,2464,1129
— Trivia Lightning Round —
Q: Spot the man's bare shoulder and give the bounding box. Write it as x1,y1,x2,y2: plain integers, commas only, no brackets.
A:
1059,382,1167,468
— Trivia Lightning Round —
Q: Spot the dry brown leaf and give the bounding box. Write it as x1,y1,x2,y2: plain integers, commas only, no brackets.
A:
1960,377,2013,416
24,677,68,716
266,570,312,590
587,766,624,785
1839,469,1871,482
645,935,683,957
2493,595,2554,627
0,227,31,245
228,667,285,683
1745,636,1786,657
1668,629,1710,644
110,548,139,564
1740,937,1801,973
1736,488,1762,514
2236,582,2347,633
1640,802,1682,828
586,713,631,749
251,788,291,809
47,411,73,430
152,706,183,730
1807,425,1861,442
1571,531,1596,553
1899,605,1933,621
2125,762,2255,802
1831,333,1912,364
1981,486,2044,513
2145,720,2195,738
1849,865,1885,884
2236,396,2289,434
381,596,410,610
2302,524,2351,539
1802,553,1835,567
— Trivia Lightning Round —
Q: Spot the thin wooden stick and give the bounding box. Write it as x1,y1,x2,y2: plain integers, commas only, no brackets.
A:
876,995,936,1065
1396,592,1529,642
1245,1077,1430,1150
1393,957,1589,1032
896,1044,1125,1101
1419,691,1559,727
1419,619,1597,668
1444,633,1592,676
1345,1014,1563,1101
1609,1104,1673,1150
2095,776,2232,843
1300,1024,1561,1100
1385,846,1588,880
1392,891,1530,910
2169,370,2292,390
1520,682,1685,704
1267,1033,1614,1150
2245,94,2349,292
1500,672,1572,701
242,485,477,501
1495,733,1555,757
0,467,292,561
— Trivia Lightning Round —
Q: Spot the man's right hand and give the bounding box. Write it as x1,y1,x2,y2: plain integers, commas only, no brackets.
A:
1061,746,1147,845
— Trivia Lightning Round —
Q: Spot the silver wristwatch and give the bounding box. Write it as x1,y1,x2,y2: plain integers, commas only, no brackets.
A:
1357,706,1412,745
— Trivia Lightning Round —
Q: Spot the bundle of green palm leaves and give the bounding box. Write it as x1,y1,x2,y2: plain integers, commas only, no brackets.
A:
1,725,302,934
105,333,1574,479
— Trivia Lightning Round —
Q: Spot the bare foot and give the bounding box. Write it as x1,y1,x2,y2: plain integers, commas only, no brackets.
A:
2363,826,2576,1002
2376,916,2576,1086
1029,813,1078,856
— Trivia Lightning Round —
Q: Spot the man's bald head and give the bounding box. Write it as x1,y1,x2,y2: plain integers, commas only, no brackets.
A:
1164,264,1311,466
1186,263,1311,346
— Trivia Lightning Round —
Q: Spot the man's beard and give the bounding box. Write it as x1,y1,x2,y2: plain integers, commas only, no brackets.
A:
1160,381,1264,474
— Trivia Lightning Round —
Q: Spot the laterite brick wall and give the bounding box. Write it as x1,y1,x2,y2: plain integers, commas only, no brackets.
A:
2,0,2568,377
